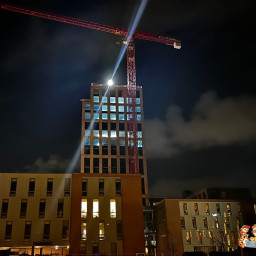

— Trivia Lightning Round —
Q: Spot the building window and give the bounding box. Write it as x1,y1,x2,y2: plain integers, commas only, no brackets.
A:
110,97,116,103
214,218,219,229
141,178,145,194
57,199,64,218
139,159,144,174
181,217,185,229
118,97,124,104
43,221,50,240
225,217,230,229
203,218,208,229
205,203,210,215
119,131,125,137
4,221,12,241
99,221,105,240
81,221,87,240
82,178,87,197
110,106,116,112
94,113,99,119
192,217,197,229
85,104,91,111
46,178,53,196
99,180,104,196
93,139,99,155
62,220,69,240
84,158,90,173
137,114,141,121
93,88,99,96
111,158,117,173
10,178,17,196
120,140,125,155
24,221,32,241
111,130,117,138
1,199,9,218
118,106,124,112
138,140,143,156
81,199,87,218
183,203,188,215
136,107,141,112
227,203,232,216
93,96,99,103
194,203,199,215
94,105,99,112
119,114,125,120
116,220,122,240
197,231,202,244
102,105,108,112
208,231,214,244
85,113,91,119
116,180,121,196
102,158,108,173
102,113,108,120
110,199,116,218
227,234,231,246
185,231,191,244
110,114,116,120
216,203,221,215
64,178,71,196
39,199,46,218
93,199,99,218
20,199,27,218
93,158,99,173
28,178,35,196
102,97,108,103
120,159,126,174
230,231,236,244
236,217,240,232
111,140,117,155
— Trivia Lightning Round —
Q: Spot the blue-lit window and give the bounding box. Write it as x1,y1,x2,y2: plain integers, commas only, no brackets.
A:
93,96,99,103
102,97,108,103
85,113,91,119
93,130,100,137
119,114,125,120
128,131,132,138
110,114,116,120
102,130,108,137
85,129,90,136
102,113,108,120
94,114,99,119
110,97,116,103
138,140,142,147
93,139,99,146
136,98,140,104
127,114,133,120
102,105,108,112
136,107,141,113
128,141,134,146
137,115,141,121
110,106,116,112
118,97,124,104
119,140,125,147
94,105,99,112
126,98,131,104
85,104,91,111
119,131,125,137
119,106,124,112
127,107,131,113
85,139,90,146
111,131,116,138
137,131,142,138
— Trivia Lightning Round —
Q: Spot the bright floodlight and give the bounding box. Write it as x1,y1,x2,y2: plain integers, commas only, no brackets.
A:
107,79,113,86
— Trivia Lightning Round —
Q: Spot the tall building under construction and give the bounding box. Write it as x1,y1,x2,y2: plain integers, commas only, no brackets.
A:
80,83,149,206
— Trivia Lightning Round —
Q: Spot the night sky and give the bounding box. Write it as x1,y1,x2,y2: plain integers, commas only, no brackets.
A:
1,0,256,198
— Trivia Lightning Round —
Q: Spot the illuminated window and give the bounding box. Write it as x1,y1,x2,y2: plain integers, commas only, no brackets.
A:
227,234,231,246
102,105,108,112
203,218,208,229
93,140,99,155
102,113,108,120
118,97,124,104
214,218,219,229
4,221,12,241
110,106,116,112
10,178,17,197
94,113,99,119
197,231,202,244
85,113,91,119
205,203,210,215
110,199,116,218
119,131,125,137
208,231,214,244
93,199,99,218
183,203,188,215
111,130,117,137
1,199,8,218
192,217,197,229
110,97,116,103
137,114,141,121
185,231,191,244
118,106,124,112
181,217,185,229
102,97,107,103
230,231,236,244
254,204,256,214
216,203,221,215
136,107,141,112
236,217,240,232
94,105,99,112
99,221,105,240
136,98,140,104
93,96,99,103
81,199,87,218
227,203,232,216
102,140,108,155
194,203,199,215
137,131,142,138
20,199,27,218
85,104,90,111
119,114,125,120
81,221,87,240
93,130,100,137
28,178,35,196
102,130,108,137
24,221,31,241
225,217,230,229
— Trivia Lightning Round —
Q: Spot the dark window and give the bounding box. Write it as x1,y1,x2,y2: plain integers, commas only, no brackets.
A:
64,178,71,196
118,90,123,97
1,200,8,218
120,159,126,174
138,147,143,156
93,88,99,96
10,178,17,196
24,221,32,240
203,218,208,229
115,180,121,196
46,178,53,196
93,158,99,173
102,122,108,130
94,122,99,130
39,199,46,218
93,140,99,155
5,222,12,241
99,180,104,196
84,142,90,154
111,123,116,130
216,203,221,215
120,141,125,156
28,178,35,196
102,140,108,155
137,123,142,131
141,178,145,194
116,220,122,240
142,198,146,206
139,159,144,174
57,200,64,218
111,158,117,173
111,140,117,155
102,158,108,173
192,217,197,229
62,220,69,240
20,200,27,218
82,178,87,197
119,123,125,131
136,90,140,98
85,122,90,129
181,217,185,229
43,222,50,240
84,158,90,173
110,89,115,97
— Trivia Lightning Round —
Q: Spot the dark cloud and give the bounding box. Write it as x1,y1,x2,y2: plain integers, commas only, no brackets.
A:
145,92,256,158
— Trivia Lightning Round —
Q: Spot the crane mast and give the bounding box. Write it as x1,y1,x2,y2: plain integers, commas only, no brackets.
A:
1,3,181,174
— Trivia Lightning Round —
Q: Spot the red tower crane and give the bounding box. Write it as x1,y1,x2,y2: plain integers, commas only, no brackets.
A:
1,4,181,174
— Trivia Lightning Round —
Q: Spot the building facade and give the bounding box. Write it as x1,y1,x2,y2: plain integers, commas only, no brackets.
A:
155,199,244,256
80,83,149,206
